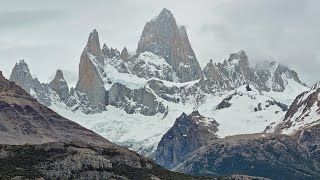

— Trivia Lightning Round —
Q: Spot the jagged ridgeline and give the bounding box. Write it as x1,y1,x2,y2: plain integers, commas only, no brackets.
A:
0,71,213,179
9,9,306,116
4,7,318,180
8,8,308,158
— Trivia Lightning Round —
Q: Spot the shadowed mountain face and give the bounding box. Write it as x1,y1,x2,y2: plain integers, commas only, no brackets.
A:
156,101,320,180
156,111,219,169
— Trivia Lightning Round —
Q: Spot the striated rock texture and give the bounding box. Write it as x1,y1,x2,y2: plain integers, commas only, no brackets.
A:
136,8,203,82
48,69,71,103
156,111,219,169
76,29,106,111
106,83,167,116
203,50,305,92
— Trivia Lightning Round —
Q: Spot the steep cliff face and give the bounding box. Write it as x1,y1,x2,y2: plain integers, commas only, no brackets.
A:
48,69,71,103
136,8,203,82
9,60,34,93
76,29,106,111
9,60,54,106
156,111,219,169
107,82,167,116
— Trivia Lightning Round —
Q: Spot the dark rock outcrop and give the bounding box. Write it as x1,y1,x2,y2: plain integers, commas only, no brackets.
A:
136,8,203,82
156,111,219,169
175,132,320,180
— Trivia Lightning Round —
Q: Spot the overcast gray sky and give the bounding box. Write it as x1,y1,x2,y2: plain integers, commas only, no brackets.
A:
0,0,319,86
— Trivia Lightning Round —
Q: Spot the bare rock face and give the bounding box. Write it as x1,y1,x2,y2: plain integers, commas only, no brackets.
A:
203,50,305,92
102,43,120,59
76,30,106,111
85,29,104,64
9,60,53,106
106,83,167,116
156,111,219,169
9,60,34,93
136,8,203,82
120,46,129,60
48,69,70,103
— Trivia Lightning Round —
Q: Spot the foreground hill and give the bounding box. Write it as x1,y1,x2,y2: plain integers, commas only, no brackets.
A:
0,71,206,179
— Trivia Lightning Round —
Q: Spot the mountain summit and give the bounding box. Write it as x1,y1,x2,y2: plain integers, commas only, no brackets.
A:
137,8,203,82
76,29,106,111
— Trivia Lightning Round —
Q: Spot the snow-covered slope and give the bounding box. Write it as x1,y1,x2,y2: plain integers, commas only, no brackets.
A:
9,43,308,158
266,82,320,134
197,84,296,137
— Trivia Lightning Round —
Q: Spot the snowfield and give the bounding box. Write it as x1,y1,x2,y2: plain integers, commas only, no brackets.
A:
50,76,308,157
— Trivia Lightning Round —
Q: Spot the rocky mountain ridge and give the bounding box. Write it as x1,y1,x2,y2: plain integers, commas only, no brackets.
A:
266,81,320,134
1,71,224,180
155,83,320,180
7,8,309,159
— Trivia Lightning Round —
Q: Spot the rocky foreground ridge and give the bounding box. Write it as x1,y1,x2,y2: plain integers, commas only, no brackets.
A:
0,71,199,179
0,70,270,180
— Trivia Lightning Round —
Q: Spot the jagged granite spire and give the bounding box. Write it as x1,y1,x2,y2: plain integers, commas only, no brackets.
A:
76,29,106,111
49,69,71,103
120,46,129,60
136,8,203,82
9,60,34,93
86,29,103,57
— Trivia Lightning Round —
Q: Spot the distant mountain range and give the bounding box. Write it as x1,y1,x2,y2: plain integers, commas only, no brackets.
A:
3,8,319,180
